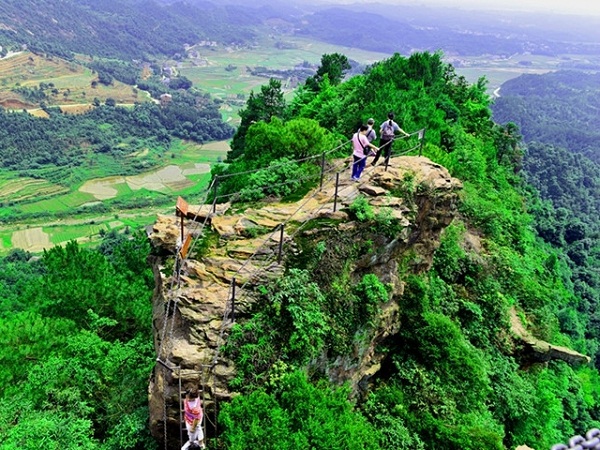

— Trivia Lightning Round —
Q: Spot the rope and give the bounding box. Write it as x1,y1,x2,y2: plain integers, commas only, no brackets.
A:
214,139,352,180
162,368,169,450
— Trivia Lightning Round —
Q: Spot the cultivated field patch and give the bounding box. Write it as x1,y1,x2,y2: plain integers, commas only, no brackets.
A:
0,178,68,202
78,163,211,200
59,104,95,115
11,227,52,253
0,50,147,110
19,190,97,213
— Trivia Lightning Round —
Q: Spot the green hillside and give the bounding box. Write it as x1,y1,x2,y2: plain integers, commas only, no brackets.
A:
492,71,600,410
207,51,600,450
0,0,256,60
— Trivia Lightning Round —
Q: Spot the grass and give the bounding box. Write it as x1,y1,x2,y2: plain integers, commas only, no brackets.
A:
0,232,11,251
19,190,98,213
46,223,105,244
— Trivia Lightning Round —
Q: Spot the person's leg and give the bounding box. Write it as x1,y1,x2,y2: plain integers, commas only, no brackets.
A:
191,426,203,446
197,427,206,448
356,157,367,179
351,155,361,178
371,147,382,166
383,140,393,165
181,423,192,450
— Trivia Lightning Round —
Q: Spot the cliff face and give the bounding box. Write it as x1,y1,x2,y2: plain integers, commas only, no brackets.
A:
146,156,463,446
146,155,591,448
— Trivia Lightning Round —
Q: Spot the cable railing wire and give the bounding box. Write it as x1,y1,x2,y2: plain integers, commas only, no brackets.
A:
216,160,385,332
214,139,352,181
179,156,354,298
159,127,423,358
156,128,424,449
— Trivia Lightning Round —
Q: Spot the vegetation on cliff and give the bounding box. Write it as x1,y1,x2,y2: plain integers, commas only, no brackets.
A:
213,52,600,449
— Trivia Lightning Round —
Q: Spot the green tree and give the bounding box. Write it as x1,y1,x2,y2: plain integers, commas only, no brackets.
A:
228,78,286,161
220,371,381,450
305,53,351,92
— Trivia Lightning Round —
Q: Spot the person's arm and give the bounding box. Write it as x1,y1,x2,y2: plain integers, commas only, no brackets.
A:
361,134,378,151
395,122,410,137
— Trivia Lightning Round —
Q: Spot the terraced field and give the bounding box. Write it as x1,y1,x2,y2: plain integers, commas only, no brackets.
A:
0,177,69,203
0,140,228,254
0,50,144,108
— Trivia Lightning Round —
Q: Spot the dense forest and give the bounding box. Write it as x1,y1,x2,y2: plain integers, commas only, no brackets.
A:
492,71,600,400
0,232,157,449
493,71,600,164
0,0,257,60
0,93,232,174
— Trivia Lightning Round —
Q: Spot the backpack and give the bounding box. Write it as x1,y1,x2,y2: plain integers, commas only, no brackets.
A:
382,121,395,139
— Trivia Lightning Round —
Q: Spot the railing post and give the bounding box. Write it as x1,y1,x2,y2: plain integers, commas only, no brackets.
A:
333,172,340,212
210,194,218,216
278,223,285,264
319,152,326,190
230,277,236,323
176,196,189,242
418,128,425,156
180,215,185,242
212,176,220,213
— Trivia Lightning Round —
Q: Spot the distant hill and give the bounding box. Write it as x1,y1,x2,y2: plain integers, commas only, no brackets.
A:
2,0,599,63
0,0,257,60
492,70,600,164
293,5,600,57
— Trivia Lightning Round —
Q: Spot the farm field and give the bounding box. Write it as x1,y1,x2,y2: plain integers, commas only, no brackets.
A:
0,139,228,254
178,36,391,124
0,51,146,109
450,52,600,93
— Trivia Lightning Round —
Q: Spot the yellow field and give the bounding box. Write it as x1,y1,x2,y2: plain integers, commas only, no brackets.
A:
11,227,52,253
0,50,147,110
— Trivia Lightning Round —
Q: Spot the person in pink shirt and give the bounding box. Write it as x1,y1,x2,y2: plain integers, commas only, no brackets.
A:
351,124,379,181
182,388,205,450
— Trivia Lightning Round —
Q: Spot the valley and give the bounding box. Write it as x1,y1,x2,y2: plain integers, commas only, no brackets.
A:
1,33,597,254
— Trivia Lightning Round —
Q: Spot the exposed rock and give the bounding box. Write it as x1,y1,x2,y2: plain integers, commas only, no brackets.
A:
510,308,590,366
147,155,464,447
359,183,387,196
184,201,231,222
